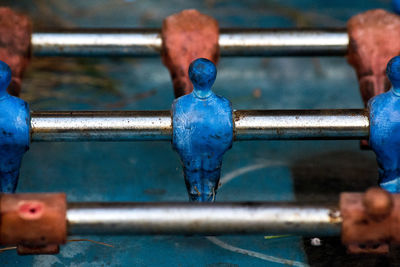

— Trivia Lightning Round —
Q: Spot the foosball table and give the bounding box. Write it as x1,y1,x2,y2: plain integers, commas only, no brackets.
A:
2,1,400,266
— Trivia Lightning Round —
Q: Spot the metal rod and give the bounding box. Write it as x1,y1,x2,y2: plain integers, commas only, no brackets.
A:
30,109,369,142
30,111,172,141
67,202,342,236
234,109,369,140
31,29,349,57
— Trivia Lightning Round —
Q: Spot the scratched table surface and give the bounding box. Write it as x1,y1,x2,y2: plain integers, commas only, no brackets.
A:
1,0,398,266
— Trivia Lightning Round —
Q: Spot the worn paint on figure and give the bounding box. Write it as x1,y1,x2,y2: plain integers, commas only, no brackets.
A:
369,56,400,192
172,58,233,202
0,61,30,192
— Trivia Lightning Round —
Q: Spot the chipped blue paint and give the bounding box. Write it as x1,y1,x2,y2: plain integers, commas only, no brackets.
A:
172,58,233,202
0,61,30,192
369,56,400,192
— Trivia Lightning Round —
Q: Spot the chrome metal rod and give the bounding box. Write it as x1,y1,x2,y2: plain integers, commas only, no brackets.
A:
31,29,349,57
234,109,369,140
30,109,369,141
30,111,172,141
67,202,341,236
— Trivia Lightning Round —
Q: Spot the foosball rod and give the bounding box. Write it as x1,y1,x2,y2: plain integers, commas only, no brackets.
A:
67,202,341,236
30,109,368,141
31,29,348,57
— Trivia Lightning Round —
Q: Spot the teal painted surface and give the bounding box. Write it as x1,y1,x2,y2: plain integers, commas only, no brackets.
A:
0,0,397,266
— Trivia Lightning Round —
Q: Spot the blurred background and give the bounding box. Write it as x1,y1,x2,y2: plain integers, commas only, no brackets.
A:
0,0,397,266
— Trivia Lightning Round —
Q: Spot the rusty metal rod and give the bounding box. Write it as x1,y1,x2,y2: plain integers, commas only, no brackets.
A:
31,28,348,57
30,109,369,141
66,202,341,236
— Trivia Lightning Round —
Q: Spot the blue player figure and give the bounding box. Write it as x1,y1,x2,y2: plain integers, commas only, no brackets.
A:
172,58,233,202
0,60,30,192
369,56,400,192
